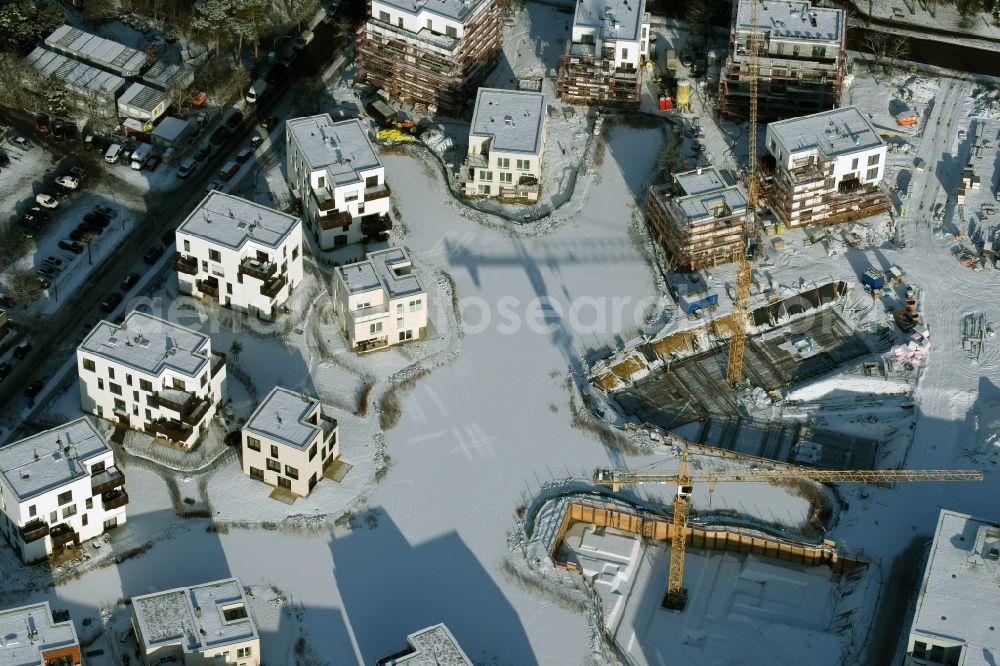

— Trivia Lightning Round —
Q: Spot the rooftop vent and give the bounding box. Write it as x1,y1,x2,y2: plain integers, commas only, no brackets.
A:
504,115,514,127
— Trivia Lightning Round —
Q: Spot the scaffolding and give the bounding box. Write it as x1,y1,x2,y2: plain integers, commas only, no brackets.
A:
763,157,891,228
355,0,501,115
556,49,643,107
646,182,745,271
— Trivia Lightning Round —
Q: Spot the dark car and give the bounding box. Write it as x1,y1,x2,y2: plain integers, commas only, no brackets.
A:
69,227,89,242
64,123,78,141
194,145,211,160
52,118,65,140
84,212,110,228
59,239,84,254
19,217,42,232
0,362,11,381
100,292,123,312
80,220,104,235
209,127,229,145
235,147,253,164
68,166,86,180
0,151,10,167
259,115,279,130
24,380,44,398
143,245,164,264
266,64,287,86
14,341,32,360
120,272,140,290
224,110,244,129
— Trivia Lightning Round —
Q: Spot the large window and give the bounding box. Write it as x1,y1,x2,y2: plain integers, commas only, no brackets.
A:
246,436,261,452
57,490,73,506
479,170,493,181
284,465,299,480
139,379,153,392
249,467,264,480
409,299,422,312
866,167,879,181
867,154,880,166
62,505,77,519
270,445,279,458
83,359,95,372
208,249,222,263
308,443,318,461
499,172,512,184
266,459,281,472
497,157,510,169
379,10,389,22
109,382,122,396
516,159,530,171
850,157,859,170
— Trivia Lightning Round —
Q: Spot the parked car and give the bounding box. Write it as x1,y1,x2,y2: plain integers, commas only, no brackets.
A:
64,123,78,141
0,362,11,381
209,127,229,145
93,204,117,218
224,110,244,130
250,135,264,150
10,135,31,150
24,380,44,399
84,212,110,228
0,151,9,167
69,227,89,242
27,206,50,221
36,114,50,134
266,64,288,85
235,147,253,164
104,143,122,163
80,220,104,235
100,292,123,312
68,166,86,180
219,161,240,181
82,316,100,333
59,239,84,254
194,144,211,160
19,217,42,232
44,256,64,269
35,193,58,209
52,118,65,139
259,115,279,130
36,265,59,279
55,175,79,190
144,155,161,171
143,245,164,264
176,158,197,179
14,341,32,360
120,272,140,290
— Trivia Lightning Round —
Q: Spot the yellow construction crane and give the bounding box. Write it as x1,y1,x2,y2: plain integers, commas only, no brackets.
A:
727,0,763,387
593,451,983,610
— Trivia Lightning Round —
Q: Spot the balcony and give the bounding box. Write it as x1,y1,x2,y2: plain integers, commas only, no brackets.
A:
361,214,392,236
49,524,78,548
172,253,199,276
211,350,226,378
366,17,459,53
18,520,49,544
196,276,219,297
260,275,287,299
313,187,341,212
239,257,276,282
320,413,338,442
357,336,388,352
151,389,211,426
91,466,126,496
149,418,194,442
318,209,352,231
364,182,391,201
101,489,129,511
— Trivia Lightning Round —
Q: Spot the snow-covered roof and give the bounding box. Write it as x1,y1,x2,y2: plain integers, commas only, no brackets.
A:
670,167,748,224
142,60,193,91
287,115,381,187
573,0,648,42
178,192,301,251
768,106,885,160
470,88,546,155
738,0,844,42
337,247,424,299
24,46,125,100
44,24,147,76
909,509,1000,658
382,624,473,665
374,0,489,22
0,418,111,502
132,578,258,655
0,602,79,665
244,387,333,451
78,312,213,379
118,82,167,113
151,116,191,143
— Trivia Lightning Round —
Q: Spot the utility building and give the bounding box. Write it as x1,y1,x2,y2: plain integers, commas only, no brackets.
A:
718,0,846,120
44,24,147,77
23,46,125,119
904,509,1000,666
763,106,890,227
356,0,502,115
557,0,651,106
647,166,748,271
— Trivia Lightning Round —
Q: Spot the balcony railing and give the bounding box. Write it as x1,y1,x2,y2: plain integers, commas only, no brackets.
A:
101,489,129,511
172,252,199,276
238,257,276,282
313,188,341,212
361,214,392,236
318,209,352,231
196,277,219,297
364,182,391,201
152,390,210,426
19,520,49,544
91,467,126,496
260,275,287,299
211,350,226,378
49,524,78,548
357,336,388,352
149,418,194,442
366,17,460,53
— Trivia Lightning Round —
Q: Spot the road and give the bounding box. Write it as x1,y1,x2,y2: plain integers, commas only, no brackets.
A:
0,12,346,438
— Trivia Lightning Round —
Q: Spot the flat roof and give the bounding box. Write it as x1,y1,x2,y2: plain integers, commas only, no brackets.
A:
132,578,258,654
0,418,110,502
573,0,647,42
286,115,382,187
151,116,191,142
244,387,333,451
671,167,748,223
738,0,844,42
769,106,885,159
118,82,167,112
910,510,1000,657
24,46,125,99
0,602,79,666
374,0,489,22
142,61,192,90
44,24,147,74
178,192,301,251
337,247,424,299
385,624,473,665
470,88,546,155
78,311,212,379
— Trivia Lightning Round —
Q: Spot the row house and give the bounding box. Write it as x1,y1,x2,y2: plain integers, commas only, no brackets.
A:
174,192,303,320
77,312,228,449
0,602,81,665
0,418,126,563
286,115,392,250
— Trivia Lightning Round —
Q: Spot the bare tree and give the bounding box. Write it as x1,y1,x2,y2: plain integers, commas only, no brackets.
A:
496,0,524,18
4,271,42,308
274,0,319,31
0,232,32,274
861,31,910,73
333,16,353,42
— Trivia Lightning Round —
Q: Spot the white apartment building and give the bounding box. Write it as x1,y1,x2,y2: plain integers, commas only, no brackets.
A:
77,312,228,449
462,88,547,202
0,418,127,564
905,509,1000,666
333,247,427,352
131,578,259,666
0,602,82,665
765,106,890,227
377,624,473,666
286,115,392,250
557,0,651,106
242,386,340,497
174,192,304,320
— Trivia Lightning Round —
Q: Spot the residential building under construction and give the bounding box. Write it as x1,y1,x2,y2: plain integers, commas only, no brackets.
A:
646,166,748,271
556,0,651,107
718,0,846,120
763,106,890,228
355,0,501,116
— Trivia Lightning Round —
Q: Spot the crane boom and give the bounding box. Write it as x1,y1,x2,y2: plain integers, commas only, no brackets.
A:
594,467,985,488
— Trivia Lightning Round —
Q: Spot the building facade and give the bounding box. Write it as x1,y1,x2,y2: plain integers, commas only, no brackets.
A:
557,0,651,106
44,24,148,77
286,115,392,250
764,106,890,228
77,312,228,449
646,166,748,271
23,46,125,119
333,247,427,352
241,387,340,496
376,624,473,665
719,0,846,120
462,88,547,202
356,0,502,115
174,192,303,319
131,578,259,666
0,418,127,563
0,602,81,665
904,509,1000,666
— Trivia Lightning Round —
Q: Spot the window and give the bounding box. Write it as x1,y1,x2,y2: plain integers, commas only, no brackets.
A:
237,647,252,658
114,398,126,412
366,175,379,188
284,465,299,480
57,491,73,506
109,382,122,396
792,44,800,56
478,184,491,195
345,191,359,202
28,505,36,517
145,409,152,420
97,378,104,390
426,18,432,30
250,467,264,480
271,445,279,458
479,170,493,181
208,249,222,263
86,498,93,510
83,358,95,372
621,48,629,60
446,25,456,38
516,159,530,171
201,373,207,387
911,642,927,658
866,167,879,181
62,504,77,519
108,367,115,379
183,240,190,252
49,511,57,523
223,605,248,621
775,42,784,55
82,514,88,527
379,10,389,22
399,330,413,341
370,322,383,334
499,172,512,184
172,378,186,391
92,461,105,474
396,304,403,315
317,175,325,189
409,299,422,312
140,379,153,392
292,246,299,260
867,154,880,166
497,157,509,168
851,157,859,170
308,443,318,461
266,459,281,472
358,202,365,215
246,436,261,452
811,46,826,58
126,374,132,386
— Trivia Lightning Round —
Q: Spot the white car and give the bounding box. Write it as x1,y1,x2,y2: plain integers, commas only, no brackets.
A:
176,159,197,179
55,175,79,190
35,193,58,209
